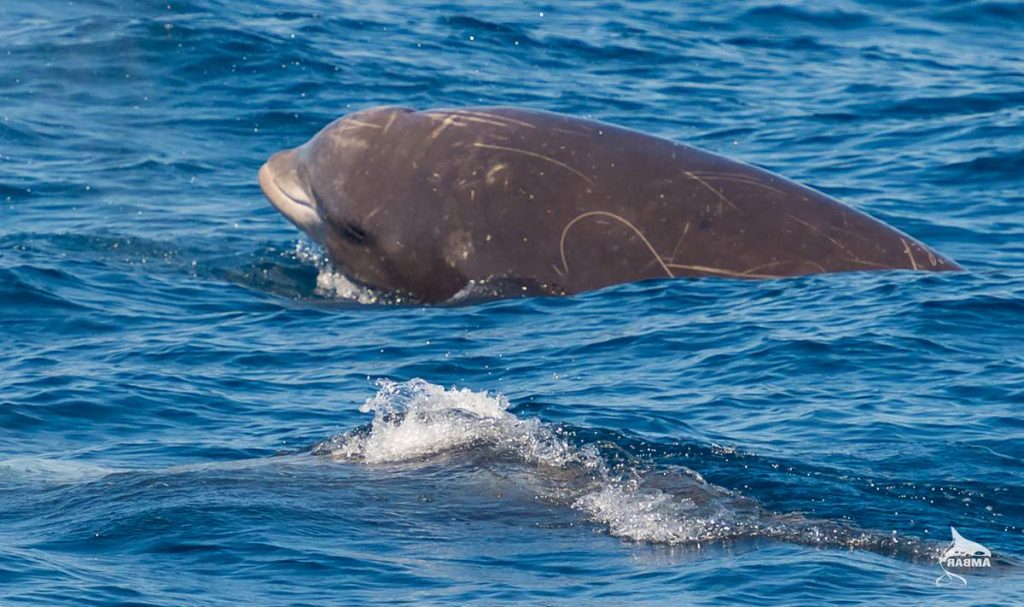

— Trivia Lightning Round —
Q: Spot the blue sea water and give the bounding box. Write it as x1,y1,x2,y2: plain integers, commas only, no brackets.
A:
2,0,1023,604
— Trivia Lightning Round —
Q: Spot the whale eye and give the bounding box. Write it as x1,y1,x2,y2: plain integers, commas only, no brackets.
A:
340,221,367,246
323,212,372,248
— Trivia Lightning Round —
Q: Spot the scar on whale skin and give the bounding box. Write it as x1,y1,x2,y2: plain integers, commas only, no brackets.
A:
474,143,593,184
560,211,674,278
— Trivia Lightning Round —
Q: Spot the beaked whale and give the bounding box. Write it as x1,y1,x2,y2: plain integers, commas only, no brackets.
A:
259,106,961,303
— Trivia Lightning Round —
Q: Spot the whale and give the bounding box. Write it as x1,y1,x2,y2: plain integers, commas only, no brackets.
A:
259,106,960,302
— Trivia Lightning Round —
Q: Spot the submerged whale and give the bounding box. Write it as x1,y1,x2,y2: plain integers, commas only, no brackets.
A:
259,106,960,302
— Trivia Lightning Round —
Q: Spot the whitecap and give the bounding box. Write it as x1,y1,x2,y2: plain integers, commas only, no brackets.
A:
315,379,941,561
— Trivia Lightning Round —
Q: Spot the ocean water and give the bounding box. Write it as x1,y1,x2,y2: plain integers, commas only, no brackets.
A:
2,0,1023,604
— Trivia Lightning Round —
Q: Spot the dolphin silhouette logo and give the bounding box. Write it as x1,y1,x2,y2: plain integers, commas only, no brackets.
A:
936,527,991,586
941,527,991,561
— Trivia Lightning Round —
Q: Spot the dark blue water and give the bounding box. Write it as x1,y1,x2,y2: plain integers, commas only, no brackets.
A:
2,0,1022,604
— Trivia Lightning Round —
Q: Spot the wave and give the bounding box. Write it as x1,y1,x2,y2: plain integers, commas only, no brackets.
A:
930,149,1024,185
934,1,1024,26
314,379,942,560
0,457,115,484
742,5,876,29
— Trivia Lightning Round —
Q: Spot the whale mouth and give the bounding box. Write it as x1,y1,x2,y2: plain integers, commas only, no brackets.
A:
259,157,324,244
273,174,314,210
258,161,313,210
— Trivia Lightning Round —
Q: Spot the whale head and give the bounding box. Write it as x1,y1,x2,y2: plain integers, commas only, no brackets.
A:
259,107,413,250
258,106,465,301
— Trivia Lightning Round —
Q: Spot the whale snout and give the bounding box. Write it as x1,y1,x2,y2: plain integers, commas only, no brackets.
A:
259,149,325,244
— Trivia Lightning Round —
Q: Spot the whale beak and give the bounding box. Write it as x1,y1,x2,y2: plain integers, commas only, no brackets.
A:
259,149,324,244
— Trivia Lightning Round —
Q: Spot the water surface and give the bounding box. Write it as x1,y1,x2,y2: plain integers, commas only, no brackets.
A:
2,0,1023,604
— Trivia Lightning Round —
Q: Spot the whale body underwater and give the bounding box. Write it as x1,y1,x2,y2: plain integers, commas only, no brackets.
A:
259,106,960,302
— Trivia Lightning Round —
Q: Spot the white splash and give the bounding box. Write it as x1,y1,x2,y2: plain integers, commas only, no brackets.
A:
292,241,383,304
574,481,750,545
316,380,943,558
319,379,585,468
315,269,383,304
316,379,766,545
